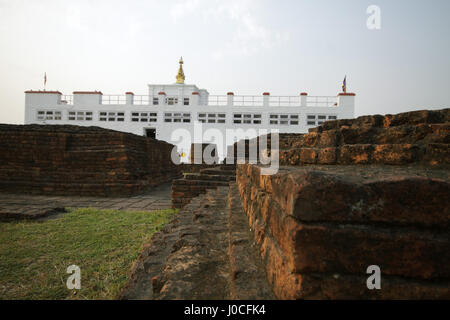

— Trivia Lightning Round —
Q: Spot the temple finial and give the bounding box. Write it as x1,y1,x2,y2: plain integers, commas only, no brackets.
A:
176,57,185,84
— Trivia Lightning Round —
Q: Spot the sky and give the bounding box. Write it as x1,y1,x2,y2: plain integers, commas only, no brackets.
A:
0,0,449,124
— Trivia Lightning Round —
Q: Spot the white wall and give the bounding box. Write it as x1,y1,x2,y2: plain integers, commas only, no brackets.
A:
25,87,355,162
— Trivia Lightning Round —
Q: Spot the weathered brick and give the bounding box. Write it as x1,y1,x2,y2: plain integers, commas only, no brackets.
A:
0,124,181,196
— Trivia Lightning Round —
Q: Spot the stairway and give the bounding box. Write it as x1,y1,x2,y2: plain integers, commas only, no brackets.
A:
171,165,236,209
119,181,275,300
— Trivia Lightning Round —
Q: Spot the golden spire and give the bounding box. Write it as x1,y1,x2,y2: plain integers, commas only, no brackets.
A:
176,56,185,84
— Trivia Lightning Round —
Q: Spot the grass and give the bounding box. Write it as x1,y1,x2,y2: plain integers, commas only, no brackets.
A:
0,207,176,300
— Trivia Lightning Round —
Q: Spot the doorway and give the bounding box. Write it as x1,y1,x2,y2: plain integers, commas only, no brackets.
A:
145,128,156,139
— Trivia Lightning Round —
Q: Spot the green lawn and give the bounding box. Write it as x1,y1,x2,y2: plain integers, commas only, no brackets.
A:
0,207,176,300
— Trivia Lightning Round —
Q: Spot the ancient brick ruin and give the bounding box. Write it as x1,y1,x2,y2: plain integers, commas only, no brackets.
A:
237,164,449,299
122,108,449,300
171,165,235,208
235,108,450,298
2,108,449,300
171,143,228,209
0,124,181,196
278,108,449,165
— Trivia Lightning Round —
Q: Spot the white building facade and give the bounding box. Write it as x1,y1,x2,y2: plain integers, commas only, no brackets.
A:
24,60,355,161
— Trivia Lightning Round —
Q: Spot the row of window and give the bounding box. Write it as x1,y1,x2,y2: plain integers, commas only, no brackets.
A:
36,110,337,126
233,113,262,124
37,110,62,120
68,111,93,121
306,114,337,126
198,113,226,124
164,112,191,123
131,112,157,122
151,97,190,106
99,111,125,122
269,114,299,125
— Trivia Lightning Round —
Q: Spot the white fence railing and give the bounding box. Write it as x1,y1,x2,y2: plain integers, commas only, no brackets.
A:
269,96,301,107
233,95,264,106
58,94,338,107
133,95,150,105
101,95,126,105
306,96,337,107
208,95,228,106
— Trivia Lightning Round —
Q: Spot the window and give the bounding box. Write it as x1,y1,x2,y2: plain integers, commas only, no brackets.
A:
131,112,157,123
36,110,61,121
37,111,44,120
153,97,159,105
164,112,190,123
269,114,300,126
198,113,226,124
166,97,178,105
306,114,337,126
233,113,262,125
184,98,190,106
68,111,93,121
99,111,125,122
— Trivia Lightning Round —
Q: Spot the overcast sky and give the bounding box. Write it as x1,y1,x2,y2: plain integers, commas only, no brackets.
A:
0,0,449,124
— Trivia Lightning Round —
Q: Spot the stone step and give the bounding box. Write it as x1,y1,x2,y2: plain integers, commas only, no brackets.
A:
120,184,275,300
200,168,236,176
172,179,229,187
184,173,234,182
118,193,210,300
121,188,231,299
220,164,237,171
171,178,229,208
227,182,275,299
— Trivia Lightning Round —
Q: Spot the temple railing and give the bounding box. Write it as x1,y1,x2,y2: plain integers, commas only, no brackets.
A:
57,94,338,107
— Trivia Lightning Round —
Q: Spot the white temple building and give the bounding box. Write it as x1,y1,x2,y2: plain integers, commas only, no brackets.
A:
24,58,355,162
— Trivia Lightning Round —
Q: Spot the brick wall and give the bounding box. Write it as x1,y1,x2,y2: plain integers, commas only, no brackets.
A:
234,108,450,299
237,164,450,299
226,108,450,166
178,163,218,174
279,109,449,166
171,165,235,209
171,178,229,209
0,124,181,196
